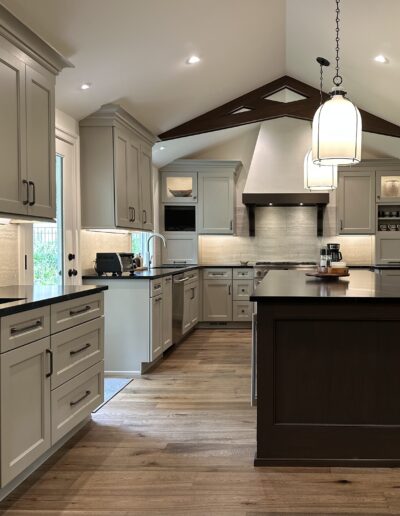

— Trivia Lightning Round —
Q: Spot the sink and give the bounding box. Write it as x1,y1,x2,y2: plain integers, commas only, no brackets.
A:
0,298,25,304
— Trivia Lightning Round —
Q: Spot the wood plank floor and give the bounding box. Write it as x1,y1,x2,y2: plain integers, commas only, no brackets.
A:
3,329,400,515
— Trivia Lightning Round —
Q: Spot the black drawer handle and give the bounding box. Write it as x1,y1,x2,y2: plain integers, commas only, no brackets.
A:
46,349,53,378
69,305,91,317
70,342,91,356
10,319,42,336
70,390,91,407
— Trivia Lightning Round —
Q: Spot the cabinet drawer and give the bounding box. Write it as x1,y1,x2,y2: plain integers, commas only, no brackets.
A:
51,293,103,334
1,306,50,353
233,301,253,322
150,279,163,297
186,270,199,283
233,268,254,280
233,279,253,300
203,268,232,280
51,361,104,444
51,317,104,389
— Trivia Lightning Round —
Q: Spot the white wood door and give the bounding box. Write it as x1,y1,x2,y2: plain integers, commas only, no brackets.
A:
140,142,154,231
162,276,173,351
26,65,56,219
189,282,199,327
0,44,27,215
183,283,192,334
202,279,232,322
113,127,131,229
127,135,142,229
150,295,163,361
198,172,234,234
162,233,198,264
338,169,375,234
1,337,51,487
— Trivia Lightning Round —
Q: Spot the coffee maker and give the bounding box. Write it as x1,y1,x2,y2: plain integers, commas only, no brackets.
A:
326,243,342,262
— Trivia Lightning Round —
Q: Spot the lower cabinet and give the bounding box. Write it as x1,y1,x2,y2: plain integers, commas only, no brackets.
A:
0,337,51,487
162,276,173,351
202,279,232,322
233,301,253,322
150,294,163,361
183,279,199,334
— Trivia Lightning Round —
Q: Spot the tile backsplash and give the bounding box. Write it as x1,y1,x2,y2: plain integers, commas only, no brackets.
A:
80,230,132,275
199,206,374,265
0,224,19,285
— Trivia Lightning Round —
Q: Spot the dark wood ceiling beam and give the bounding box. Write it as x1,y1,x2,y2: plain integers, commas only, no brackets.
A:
159,75,400,141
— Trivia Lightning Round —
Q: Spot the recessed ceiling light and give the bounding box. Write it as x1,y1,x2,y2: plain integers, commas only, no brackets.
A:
299,202,304,206
374,54,388,64
80,82,92,90
268,202,273,206
187,55,200,65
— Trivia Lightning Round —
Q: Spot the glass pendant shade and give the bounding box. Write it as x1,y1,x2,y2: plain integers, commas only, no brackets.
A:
304,149,337,191
312,90,362,166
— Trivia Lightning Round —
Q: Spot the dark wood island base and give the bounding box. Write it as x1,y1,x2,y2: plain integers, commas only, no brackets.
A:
252,270,400,467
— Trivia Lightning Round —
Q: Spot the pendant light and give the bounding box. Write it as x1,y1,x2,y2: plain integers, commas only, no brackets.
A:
304,58,338,191
312,0,362,166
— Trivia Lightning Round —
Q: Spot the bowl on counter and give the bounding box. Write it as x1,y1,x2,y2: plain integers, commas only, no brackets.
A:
168,188,192,197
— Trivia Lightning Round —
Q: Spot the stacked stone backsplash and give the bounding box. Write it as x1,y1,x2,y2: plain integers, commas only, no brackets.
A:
199,206,374,265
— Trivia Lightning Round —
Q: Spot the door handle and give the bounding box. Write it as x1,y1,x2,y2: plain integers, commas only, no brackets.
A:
143,210,147,224
228,284,231,295
340,219,343,231
28,181,35,206
230,220,233,231
10,319,42,336
69,305,91,316
46,349,53,378
70,342,91,356
22,179,29,205
131,206,135,222
70,390,91,407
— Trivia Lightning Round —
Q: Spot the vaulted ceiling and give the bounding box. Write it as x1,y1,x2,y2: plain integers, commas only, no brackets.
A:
1,0,399,136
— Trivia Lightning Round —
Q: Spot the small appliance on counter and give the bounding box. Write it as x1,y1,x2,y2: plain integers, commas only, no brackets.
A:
326,243,343,263
95,252,136,276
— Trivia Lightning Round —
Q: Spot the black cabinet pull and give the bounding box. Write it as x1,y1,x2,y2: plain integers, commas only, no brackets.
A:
70,342,91,356
46,349,53,378
70,390,91,407
22,179,29,205
143,209,147,224
69,305,91,316
10,319,41,335
28,181,35,206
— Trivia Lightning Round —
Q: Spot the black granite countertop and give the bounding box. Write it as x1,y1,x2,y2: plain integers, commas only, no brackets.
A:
0,284,108,316
250,269,400,301
82,263,254,281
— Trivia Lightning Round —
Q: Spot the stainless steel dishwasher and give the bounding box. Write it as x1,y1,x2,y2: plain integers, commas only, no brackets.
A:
172,272,189,344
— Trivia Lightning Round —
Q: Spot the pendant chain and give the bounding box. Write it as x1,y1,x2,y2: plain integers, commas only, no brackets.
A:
320,64,324,105
333,0,343,86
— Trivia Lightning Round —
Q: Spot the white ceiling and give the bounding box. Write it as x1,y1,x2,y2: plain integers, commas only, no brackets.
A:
1,0,399,139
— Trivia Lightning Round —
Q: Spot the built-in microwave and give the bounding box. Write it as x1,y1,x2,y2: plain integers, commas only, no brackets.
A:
164,205,196,232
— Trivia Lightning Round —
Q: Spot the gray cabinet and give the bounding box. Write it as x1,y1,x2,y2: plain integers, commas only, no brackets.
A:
189,281,199,327
80,104,157,231
376,232,400,264
0,37,57,219
337,169,375,234
162,232,198,264
198,171,235,234
162,276,173,351
376,170,400,203
161,171,198,203
150,295,163,361
0,336,51,487
202,279,232,322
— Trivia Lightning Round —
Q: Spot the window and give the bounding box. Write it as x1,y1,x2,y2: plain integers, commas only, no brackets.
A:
131,231,151,257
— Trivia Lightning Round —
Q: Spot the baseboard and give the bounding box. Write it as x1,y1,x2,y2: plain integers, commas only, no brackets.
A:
197,321,252,329
104,370,139,378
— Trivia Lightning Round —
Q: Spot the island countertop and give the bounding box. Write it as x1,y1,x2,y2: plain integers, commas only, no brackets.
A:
251,269,400,301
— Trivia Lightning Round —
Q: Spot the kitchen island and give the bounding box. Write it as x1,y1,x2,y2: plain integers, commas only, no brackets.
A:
251,269,400,467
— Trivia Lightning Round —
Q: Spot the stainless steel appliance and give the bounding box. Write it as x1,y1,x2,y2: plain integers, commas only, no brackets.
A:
95,252,135,276
164,205,196,232
251,261,317,405
326,243,342,262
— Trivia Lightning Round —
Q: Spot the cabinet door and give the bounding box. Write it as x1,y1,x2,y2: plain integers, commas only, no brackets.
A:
0,44,27,215
114,127,131,228
202,279,232,322
140,142,154,231
376,170,400,203
198,172,234,234
161,171,198,203
189,282,199,326
162,276,173,351
26,66,55,219
127,135,142,229
183,283,192,333
338,170,375,234
162,232,198,264
150,295,163,361
1,337,51,487
376,233,400,264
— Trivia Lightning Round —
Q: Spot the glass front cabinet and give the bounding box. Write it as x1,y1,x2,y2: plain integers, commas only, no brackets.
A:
376,170,400,203
161,172,198,203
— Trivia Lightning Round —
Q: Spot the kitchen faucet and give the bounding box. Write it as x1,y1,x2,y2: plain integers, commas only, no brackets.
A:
145,233,167,268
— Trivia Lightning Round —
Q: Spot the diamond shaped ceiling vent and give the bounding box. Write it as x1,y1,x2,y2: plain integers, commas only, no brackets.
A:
264,87,308,103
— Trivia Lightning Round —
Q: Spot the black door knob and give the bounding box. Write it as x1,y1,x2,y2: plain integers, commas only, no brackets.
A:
72,269,78,276
68,269,73,277
68,253,75,261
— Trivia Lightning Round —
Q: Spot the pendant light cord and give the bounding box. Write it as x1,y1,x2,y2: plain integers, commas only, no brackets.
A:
333,0,343,86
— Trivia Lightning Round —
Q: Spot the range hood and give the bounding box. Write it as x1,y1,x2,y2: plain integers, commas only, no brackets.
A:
242,192,329,237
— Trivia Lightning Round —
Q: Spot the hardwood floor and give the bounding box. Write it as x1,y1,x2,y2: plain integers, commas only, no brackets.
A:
2,328,400,515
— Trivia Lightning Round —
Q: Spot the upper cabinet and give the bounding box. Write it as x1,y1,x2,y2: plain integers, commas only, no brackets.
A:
80,104,157,231
337,168,375,234
0,5,71,220
376,170,400,204
161,171,198,203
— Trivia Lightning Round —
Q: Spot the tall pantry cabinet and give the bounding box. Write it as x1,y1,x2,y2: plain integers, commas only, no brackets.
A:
0,4,71,220
80,104,157,231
